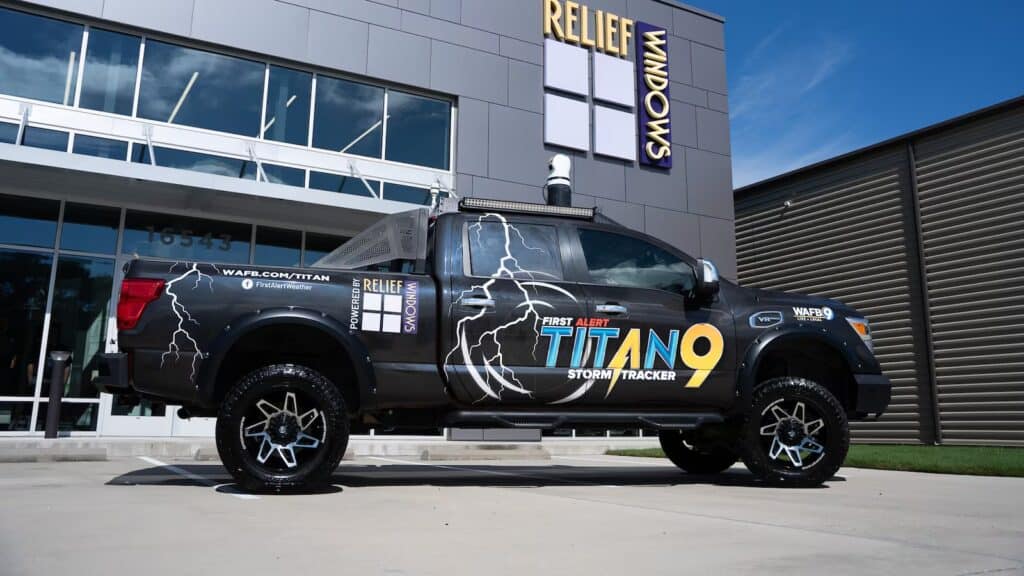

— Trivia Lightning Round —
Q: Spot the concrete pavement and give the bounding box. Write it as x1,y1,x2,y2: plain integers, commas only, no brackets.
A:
1,455,1021,575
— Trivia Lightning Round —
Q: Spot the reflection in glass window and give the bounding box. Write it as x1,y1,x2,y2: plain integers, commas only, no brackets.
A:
45,256,114,399
385,91,450,169
137,40,263,136
122,210,252,264
303,232,349,267
0,193,59,248
577,229,696,295
469,222,562,280
0,249,53,397
60,203,120,254
263,66,311,146
261,164,305,187
0,122,17,144
79,28,139,115
309,171,380,197
313,75,384,158
22,127,68,151
383,183,431,205
34,401,98,432
0,402,34,431
72,135,128,159
254,226,301,267
133,145,257,180
0,7,82,105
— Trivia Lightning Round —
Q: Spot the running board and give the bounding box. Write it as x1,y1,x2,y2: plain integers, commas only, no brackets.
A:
441,411,724,430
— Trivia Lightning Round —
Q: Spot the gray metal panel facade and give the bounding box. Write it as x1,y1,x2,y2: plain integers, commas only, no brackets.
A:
734,149,929,443
736,97,1024,446
913,106,1024,446
15,0,736,277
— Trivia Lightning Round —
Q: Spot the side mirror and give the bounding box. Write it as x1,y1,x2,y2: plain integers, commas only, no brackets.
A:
694,258,720,302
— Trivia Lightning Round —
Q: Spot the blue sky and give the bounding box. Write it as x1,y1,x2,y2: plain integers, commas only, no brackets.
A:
688,0,1024,187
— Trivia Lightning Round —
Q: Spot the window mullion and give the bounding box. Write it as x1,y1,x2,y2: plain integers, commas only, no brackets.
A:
131,37,145,118
73,25,88,108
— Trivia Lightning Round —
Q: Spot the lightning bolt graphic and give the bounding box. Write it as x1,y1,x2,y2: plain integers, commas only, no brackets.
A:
443,212,573,401
161,262,217,384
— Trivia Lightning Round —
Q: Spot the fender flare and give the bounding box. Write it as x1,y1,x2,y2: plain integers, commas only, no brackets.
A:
733,325,872,414
195,308,376,410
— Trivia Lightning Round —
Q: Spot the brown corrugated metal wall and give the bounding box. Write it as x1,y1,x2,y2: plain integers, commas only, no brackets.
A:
734,98,1024,445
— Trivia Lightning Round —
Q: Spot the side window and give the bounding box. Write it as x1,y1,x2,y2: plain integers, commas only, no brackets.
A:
469,221,563,280
577,228,696,295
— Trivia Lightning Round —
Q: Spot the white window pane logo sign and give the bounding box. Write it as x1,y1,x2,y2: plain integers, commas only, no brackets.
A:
542,0,672,168
362,292,403,333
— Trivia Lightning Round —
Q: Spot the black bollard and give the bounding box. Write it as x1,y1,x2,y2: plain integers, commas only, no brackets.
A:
44,351,71,439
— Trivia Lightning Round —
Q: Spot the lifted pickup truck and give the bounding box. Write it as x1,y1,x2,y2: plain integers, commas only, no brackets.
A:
100,197,890,491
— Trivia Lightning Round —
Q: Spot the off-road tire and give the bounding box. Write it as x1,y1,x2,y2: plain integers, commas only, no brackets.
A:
739,377,848,488
659,430,739,474
216,364,349,493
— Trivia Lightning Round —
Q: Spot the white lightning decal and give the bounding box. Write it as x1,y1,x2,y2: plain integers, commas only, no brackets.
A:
161,262,217,384
443,213,575,401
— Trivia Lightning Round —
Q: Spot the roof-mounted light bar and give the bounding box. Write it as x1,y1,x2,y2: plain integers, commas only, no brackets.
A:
458,198,595,220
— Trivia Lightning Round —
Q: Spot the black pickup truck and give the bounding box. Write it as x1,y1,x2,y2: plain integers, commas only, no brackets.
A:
100,197,890,491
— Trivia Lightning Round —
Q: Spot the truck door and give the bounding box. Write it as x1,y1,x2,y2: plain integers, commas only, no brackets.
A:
566,226,736,409
444,214,587,406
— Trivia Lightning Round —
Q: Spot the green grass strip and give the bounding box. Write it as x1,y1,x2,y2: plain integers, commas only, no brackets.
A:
606,445,1024,477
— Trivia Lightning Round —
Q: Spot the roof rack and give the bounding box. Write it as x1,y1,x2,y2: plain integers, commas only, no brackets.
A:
458,197,596,220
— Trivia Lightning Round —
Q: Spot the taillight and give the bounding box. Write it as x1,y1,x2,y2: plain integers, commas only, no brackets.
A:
117,278,165,331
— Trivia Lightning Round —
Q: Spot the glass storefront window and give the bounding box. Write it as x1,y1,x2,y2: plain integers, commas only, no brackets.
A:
385,91,451,169
261,164,305,187
0,402,34,431
313,75,384,158
34,401,99,432
45,256,114,398
60,203,120,254
122,210,252,264
133,144,258,180
254,226,301,267
79,28,140,116
0,7,82,105
137,39,264,137
383,182,431,205
0,122,17,144
72,135,129,160
0,193,59,248
263,65,311,146
0,249,53,397
22,127,68,151
303,232,349,267
309,171,380,197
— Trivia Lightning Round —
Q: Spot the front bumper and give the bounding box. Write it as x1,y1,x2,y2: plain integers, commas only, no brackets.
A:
94,352,130,394
854,373,891,416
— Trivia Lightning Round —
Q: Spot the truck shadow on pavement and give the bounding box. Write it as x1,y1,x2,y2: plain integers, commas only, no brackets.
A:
108,461,840,494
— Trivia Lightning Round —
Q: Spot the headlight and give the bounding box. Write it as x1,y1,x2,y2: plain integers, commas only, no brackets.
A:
845,317,873,352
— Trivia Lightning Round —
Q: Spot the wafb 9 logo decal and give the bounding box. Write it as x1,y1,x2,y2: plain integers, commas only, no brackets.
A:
540,317,724,396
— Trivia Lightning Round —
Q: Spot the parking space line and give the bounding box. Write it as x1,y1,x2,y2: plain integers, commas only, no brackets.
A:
137,456,259,500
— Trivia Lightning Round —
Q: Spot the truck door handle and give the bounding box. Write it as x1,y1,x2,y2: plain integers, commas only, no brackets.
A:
462,297,495,309
596,304,628,315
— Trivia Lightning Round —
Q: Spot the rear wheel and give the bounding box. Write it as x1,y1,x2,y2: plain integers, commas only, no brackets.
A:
658,430,739,474
739,377,848,487
216,364,349,492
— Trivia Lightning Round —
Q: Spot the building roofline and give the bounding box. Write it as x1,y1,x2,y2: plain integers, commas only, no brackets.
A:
734,93,1024,196
656,0,725,23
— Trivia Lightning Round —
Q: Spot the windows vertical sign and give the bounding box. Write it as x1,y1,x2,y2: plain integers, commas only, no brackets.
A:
636,23,671,168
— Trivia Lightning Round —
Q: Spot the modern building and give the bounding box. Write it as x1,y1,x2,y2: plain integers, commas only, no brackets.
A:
735,96,1024,446
0,0,733,437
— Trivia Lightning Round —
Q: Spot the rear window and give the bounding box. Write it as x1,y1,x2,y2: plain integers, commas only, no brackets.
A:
468,221,562,280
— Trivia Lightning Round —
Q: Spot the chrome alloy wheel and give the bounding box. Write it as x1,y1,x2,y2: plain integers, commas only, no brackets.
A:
240,391,326,470
758,399,826,469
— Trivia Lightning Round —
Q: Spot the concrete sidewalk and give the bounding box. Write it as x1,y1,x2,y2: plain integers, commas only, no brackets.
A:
0,435,660,462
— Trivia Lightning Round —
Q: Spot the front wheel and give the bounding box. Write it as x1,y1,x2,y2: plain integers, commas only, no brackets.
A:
739,377,849,487
216,364,349,492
